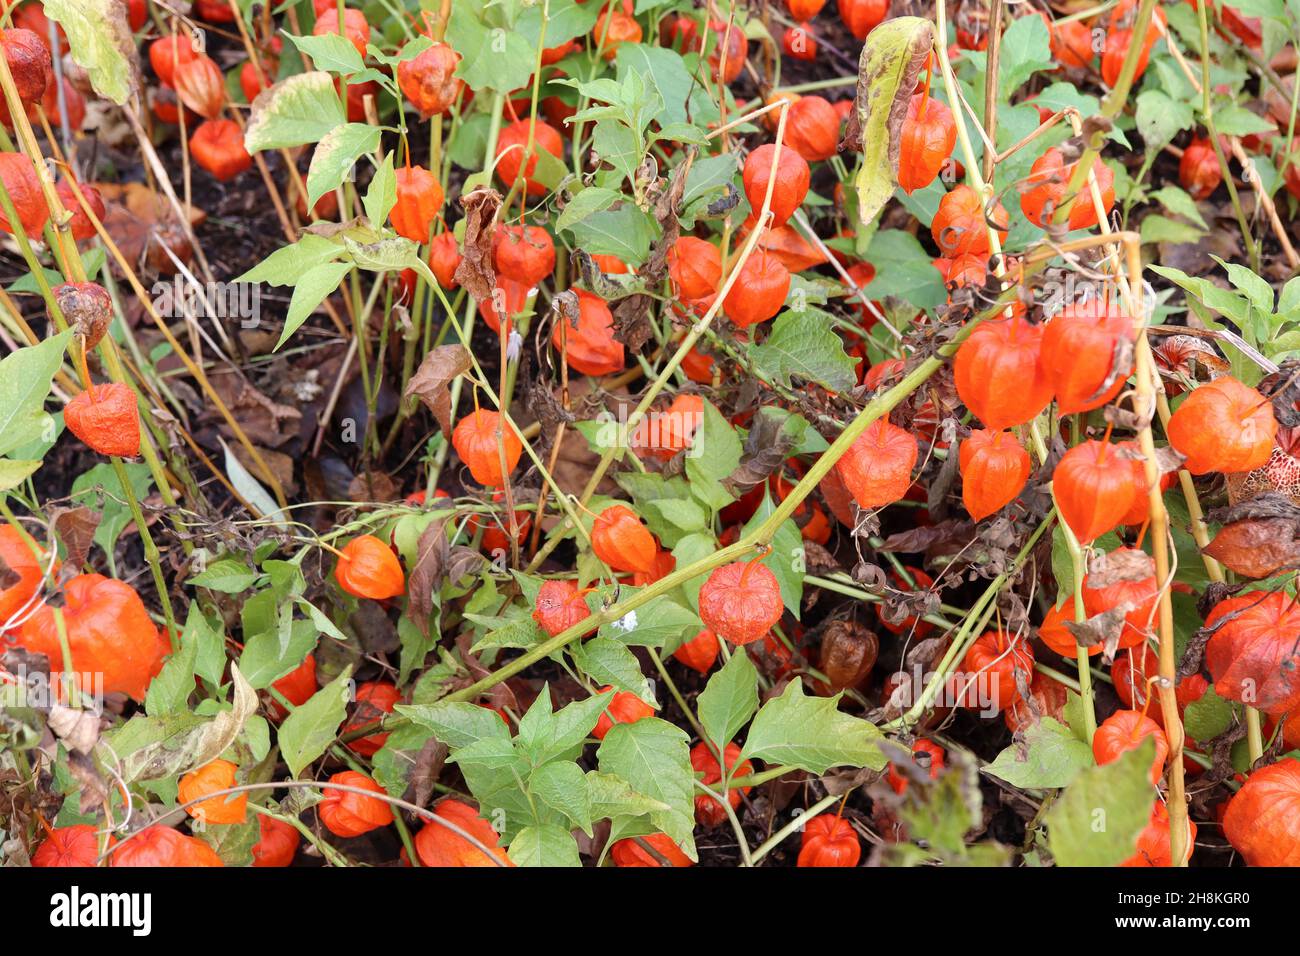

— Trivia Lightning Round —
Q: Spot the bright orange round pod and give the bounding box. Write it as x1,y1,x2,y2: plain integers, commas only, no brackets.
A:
252,815,300,867
782,23,818,62
611,832,694,867
691,741,753,825
668,236,722,299
784,95,840,162
269,653,317,721
190,119,252,181
149,34,200,86
397,41,462,117
699,560,783,646
835,418,918,510
1112,645,1208,730
552,289,624,376
1038,600,1101,657
1081,547,1158,650
1051,18,1094,68
0,524,46,628
1040,302,1134,415
415,799,514,866
886,739,946,795
56,179,104,240
1222,757,1300,866
532,579,591,637
630,394,704,461
1019,147,1114,230
593,8,641,58
1166,376,1277,474
898,93,956,194
673,628,720,675
722,250,790,328
1093,709,1168,785
112,826,223,867
318,771,393,838
932,184,1007,257
495,118,563,197
178,759,247,825
797,815,861,867
452,410,523,488
742,143,811,227
32,825,108,867
591,504,657,573
689,19,748,84
787,0,827,19
173,53,225,119
344,680,401,756
65,382,141,457
839,0,889,38
334,534,405,600
17,573,168,700
953,315,1052,429
313,7,370,58
593,686,655,739
390,166,444,243
493,224,554,288
1179,136,1222,200
429,232,462,288
0,151,49,237
1123,802,1198,867
1052,440,1136,543
1205,590,1300,715
958,429,1030,520
951,630,1034,712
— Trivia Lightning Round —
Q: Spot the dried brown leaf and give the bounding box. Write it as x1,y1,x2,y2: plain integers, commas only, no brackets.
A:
404,344,472,438
452,187,502,301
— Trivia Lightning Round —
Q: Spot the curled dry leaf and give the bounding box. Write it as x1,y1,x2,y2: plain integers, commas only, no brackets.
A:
1085,547,1156,587
47,701,101,755
1064,604,1131,660
1203,517,1300,579
50,504,100,574
404,344,471,438
452,186,502,301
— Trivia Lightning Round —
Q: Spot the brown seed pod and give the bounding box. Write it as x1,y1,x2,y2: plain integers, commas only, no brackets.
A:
53,281,113,349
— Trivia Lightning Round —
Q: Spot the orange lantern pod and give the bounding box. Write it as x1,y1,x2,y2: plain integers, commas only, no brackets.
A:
699,560,784,646
742,143,811,227
591,504,658,573
690,741,753,825
797,815,861,867
452,410,523,488
1093,709,1168,785
592,686,655,739
334,534,405,600
532,579,592,637
1040,302,1134,415
1166,376,1277,474
112,827,223,867
414,799,514,867
318,771,393,838
1052,439,1137,543
1222,757,1300,866
958,428,1030,520
952,315,1052,429
178,759,247,825
552,289,624,376
835,418,918,510
898,93,956,194
1019,147,1114,230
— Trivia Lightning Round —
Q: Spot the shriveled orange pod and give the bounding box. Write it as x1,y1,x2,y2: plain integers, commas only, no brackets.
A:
834,418,918,510
1040,302,1134,414
1166,376,1277,474
591,504,657,573
958,429,1030,520
952,315,1053,429
334,534,405,599
1,27,50,105
699,560,783,645
552,289,624,376
1052,439,1137,543
178,759,247,825
452,410,523,488
397,40,462,117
